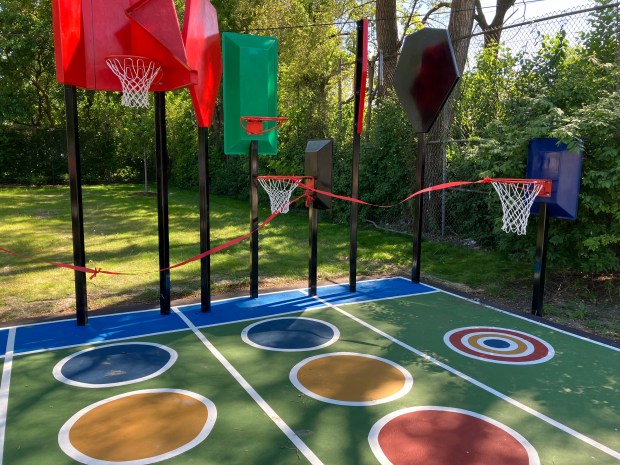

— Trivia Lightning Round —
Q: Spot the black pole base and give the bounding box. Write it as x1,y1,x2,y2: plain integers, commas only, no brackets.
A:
531,203,550,317
64,84,88,326
411,133,425,284
250,140,259,299
155,91,171,315
309,202,318,297
198,127,211,312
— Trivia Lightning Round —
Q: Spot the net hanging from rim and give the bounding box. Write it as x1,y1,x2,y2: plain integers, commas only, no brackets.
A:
105,56,162,108
258,176,307,214
490,179,546,235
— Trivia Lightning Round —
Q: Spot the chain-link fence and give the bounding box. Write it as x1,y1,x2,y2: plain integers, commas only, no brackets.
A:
422,1,619,243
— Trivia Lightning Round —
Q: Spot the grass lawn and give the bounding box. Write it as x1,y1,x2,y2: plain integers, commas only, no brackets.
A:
0,184,617,341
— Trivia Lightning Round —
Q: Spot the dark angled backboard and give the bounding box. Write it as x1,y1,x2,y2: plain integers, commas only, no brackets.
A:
305,139,333,210
394,28,460,133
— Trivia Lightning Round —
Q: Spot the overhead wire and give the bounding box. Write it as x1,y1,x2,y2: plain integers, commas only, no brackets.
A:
228,0,598,33
0,1,614,42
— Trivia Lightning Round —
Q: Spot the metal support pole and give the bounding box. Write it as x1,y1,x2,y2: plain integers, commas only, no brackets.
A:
155,91,171,315
349,19,364,293
441,142,447,239
308,191,318,297
532,203,550,316
412,133,426,283
64,84,88,326
250,140,259,299
350,132,360,292
198,127,211,312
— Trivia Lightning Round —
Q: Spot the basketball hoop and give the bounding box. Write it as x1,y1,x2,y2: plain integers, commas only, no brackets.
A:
105,55,162,108
257,176,310,214
241,116,288,136
490,179,552,235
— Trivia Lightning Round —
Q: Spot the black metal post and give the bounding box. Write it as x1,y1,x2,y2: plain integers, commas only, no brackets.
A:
349,19,364,293
308,195,318,296
250,140,259,299
155,91,171,315
532,203,550,316
198,127,211,312
350,133,360,292
64,85,88,326
412,133,426,283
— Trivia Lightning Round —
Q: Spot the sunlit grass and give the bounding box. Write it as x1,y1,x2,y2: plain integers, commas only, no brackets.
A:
1,184,535,322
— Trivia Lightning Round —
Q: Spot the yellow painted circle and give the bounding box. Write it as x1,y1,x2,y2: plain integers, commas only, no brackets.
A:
65,391,212,463
294,353,411,404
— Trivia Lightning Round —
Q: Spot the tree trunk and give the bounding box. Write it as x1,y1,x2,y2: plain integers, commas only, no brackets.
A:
375,0,399,95
424,0,476,236
474,0,516,50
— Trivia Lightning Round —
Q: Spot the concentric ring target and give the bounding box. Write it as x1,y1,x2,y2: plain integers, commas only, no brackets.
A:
444,327,554,364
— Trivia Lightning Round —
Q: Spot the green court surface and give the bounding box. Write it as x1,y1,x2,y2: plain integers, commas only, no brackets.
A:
1,278,618,464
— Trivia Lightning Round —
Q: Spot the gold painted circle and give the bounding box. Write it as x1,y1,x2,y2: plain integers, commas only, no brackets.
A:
67,391,210,462
295,353,410,404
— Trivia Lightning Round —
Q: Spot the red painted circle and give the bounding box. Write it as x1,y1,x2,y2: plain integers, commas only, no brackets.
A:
376,409,533,465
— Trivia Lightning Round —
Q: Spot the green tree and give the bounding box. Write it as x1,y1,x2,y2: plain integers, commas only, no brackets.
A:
0,0,61,127
580,0,620,65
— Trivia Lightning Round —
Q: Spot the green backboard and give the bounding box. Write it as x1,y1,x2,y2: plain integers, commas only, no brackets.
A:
223,33,279,155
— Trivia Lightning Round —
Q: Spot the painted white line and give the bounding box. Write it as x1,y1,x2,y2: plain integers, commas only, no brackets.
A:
172,307,325,465
10,327,190,358
1,277,438,360
305,288,439,309
0,277,420,332
308,292,620,461
6,274,615,354
0,328,16,465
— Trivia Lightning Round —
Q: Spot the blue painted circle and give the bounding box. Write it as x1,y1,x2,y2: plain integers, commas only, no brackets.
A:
59,343,174,385
483,338,511,349
244,318,337,351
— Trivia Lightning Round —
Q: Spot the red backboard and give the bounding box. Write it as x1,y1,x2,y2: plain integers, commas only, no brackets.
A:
355,18,368,135
182,0,222,128
52,0,197,91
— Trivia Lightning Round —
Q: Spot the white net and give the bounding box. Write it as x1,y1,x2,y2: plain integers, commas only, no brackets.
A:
258,178,300,214
491,181,544,235
105,56,162,108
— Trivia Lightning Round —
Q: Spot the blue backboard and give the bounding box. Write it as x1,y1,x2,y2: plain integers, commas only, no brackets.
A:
527,138,584,220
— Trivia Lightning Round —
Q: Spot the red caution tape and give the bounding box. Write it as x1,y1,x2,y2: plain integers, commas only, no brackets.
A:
0,247,125,279
162,192,306,271
1,179,500,279
293,177,493,208
0,192,307,279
